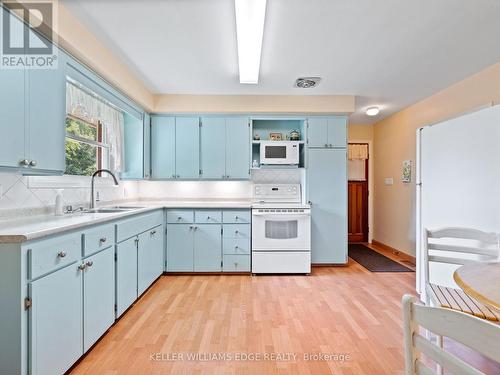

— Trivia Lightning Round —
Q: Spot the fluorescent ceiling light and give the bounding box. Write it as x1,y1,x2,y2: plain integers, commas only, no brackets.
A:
366,106,380,116
235,0,267,84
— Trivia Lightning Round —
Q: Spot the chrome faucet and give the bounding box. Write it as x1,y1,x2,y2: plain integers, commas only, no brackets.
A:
90,169,119,209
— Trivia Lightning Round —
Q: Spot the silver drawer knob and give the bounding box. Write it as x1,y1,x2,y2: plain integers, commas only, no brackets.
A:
235,245,239,249
29,160,37,167
234,262,239,267
150,230,156,235
19,159,29,166
177,216,182,221
57,251,66,258
86,260,93,267
78,263,86,271
99,237,107,243
235,230,239,234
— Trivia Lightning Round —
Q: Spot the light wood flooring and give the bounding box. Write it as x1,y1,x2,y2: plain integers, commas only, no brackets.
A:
70,246,499,375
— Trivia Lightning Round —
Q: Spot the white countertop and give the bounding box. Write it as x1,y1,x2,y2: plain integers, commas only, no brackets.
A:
0,199,253,243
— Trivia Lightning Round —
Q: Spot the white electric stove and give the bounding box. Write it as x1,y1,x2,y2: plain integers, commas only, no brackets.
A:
251,184,311,274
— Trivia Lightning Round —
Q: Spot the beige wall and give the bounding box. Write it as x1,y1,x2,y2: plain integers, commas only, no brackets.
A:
348,124,373,141
372,61,500,256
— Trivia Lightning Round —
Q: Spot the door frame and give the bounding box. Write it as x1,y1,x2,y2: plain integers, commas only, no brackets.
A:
348,140,373,243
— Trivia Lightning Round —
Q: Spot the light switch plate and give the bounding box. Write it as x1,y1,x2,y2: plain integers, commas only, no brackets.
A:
384,178,394,185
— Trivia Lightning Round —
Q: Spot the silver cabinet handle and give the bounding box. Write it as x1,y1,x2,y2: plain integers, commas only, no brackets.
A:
235,230,239,234
189,225,194,230
194,226,198,230
324,144,328,147
176,175,180,178
234,245,239,249
99,237,107,243
19,159,29,166
57,251,66,258
150,230,156,235
172,174,176,178
207,216,211,220
235,216,239,220
86,260,93,267
234,262,239,267
308,201,312,205
29,160,37,167
78,263,87,271
329,144,333,148
177,216,182,221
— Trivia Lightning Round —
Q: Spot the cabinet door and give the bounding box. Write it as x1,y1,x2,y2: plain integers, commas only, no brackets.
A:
83,247,115,352
194,224,222,272
307,148,347,264
225,118,250,179
307,118,328,148
143,113,151,179
166,224,193,271
0,6,25,169
200,118,226,179
138,225,164,295
327,117,347,148
175,117,200,178
27,46,67,172
116,237,138,317
151,117,175,179
29,264,83,375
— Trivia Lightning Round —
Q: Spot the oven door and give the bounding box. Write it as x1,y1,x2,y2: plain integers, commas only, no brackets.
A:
252,210,310,251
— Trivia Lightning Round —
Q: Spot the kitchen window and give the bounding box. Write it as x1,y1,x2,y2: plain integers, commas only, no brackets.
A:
65,80,124,177
65,116,109,176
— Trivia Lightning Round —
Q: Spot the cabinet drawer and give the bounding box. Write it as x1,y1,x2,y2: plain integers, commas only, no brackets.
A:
116,210,163,243
28,232,81,279
223,224,250,239
223,238,250,255
195,210,222,224
82,224,115,256
223,210,251,224
223,255,250,272
166,209,194,224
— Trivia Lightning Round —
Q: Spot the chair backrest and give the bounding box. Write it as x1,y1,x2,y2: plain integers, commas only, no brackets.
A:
423,227,500,286
402,294,500,375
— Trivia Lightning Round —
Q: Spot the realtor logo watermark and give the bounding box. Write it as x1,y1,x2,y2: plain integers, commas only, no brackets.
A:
1,0,58,69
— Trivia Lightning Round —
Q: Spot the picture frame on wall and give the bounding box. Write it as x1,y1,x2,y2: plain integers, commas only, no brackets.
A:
402,160,412,183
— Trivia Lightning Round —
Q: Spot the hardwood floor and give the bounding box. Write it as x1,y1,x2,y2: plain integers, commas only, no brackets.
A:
70,249,498,375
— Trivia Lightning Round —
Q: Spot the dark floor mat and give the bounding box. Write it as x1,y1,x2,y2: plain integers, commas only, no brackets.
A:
348,244,414,272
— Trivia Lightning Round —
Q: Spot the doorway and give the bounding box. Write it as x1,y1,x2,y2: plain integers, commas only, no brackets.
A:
348,143,369,243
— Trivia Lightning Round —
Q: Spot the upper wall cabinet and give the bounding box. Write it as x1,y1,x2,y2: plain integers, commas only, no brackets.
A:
307,117,347,148
0,7,67,174
200,117,250,179
151,117,199,179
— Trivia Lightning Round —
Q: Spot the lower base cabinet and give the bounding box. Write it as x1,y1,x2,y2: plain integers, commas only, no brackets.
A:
29,263,83,375
194,224,222,271
166,224,193,271
83,247,115,352
138,225,164,295
116,236,139,317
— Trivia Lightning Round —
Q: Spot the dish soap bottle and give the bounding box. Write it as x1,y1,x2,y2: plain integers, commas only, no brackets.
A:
55,189,64,216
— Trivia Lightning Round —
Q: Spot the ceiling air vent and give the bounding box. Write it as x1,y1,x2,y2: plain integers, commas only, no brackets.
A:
294,77,321,88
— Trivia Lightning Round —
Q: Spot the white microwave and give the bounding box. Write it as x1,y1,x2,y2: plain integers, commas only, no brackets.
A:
260,141,300,165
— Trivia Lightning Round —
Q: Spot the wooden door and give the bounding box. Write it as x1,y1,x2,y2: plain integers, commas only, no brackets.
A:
348,181,368,242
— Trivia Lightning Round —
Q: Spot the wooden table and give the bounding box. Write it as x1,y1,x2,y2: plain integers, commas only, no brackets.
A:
454,262,500,312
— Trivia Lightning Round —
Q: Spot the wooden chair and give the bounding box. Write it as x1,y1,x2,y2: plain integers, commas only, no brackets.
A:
423,227,500,322
402,295,500,375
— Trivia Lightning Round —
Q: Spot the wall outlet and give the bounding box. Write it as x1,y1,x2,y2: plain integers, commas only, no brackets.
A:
384,178,394,186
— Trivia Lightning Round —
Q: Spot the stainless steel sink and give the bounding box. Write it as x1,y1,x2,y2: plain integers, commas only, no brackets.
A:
85,206,145,214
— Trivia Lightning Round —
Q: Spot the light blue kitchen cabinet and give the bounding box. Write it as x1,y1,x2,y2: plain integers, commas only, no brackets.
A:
194,224,222,272
225,117,250,179
116,236,138,317
200,118,226,179
307,148,347,264
151,116,176,179
143,113,151,179
28,262,83,375
0,6,25,169
138,225,164,295
121,112,144,179
307,117,347,148
83,247,115,352
27,45,67,173
175,117,200,178
167,224,194,271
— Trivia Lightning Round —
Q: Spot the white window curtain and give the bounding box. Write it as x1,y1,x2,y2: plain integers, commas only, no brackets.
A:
348,144,368,181
66,81,125,173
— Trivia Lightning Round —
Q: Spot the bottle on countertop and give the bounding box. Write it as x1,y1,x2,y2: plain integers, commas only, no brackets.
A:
55,189,64,216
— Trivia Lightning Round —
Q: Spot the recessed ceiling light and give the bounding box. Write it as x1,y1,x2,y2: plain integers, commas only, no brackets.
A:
295,77,321,88
366,106,380,116
235,0,267,84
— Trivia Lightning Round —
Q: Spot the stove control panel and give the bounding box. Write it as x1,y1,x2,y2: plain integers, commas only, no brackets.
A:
253,184,301,203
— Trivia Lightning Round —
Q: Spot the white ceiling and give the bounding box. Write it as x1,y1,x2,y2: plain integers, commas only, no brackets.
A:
61,0,500,123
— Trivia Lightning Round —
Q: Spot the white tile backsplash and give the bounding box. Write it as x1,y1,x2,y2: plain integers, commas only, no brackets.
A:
0,171,139,212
